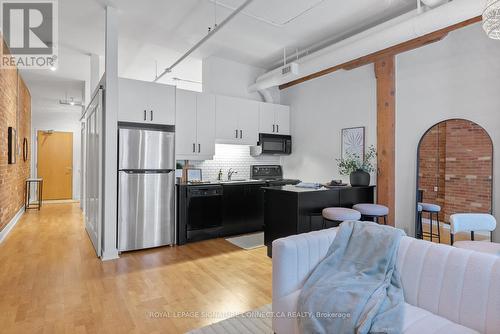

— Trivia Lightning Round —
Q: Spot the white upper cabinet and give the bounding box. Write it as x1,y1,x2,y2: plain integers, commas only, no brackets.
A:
258,102,290,135
274,104,290,135
215,96,240,144
258,103,276,134
215,95,259,145
175,89,197,157
118,78,175,125
195,93,216,158
175,89,216,160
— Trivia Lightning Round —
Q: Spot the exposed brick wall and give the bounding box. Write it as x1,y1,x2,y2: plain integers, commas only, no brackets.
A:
418,120,492,223
0,39,31,231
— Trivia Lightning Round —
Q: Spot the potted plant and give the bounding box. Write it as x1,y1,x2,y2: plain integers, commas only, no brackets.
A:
336,146,377,187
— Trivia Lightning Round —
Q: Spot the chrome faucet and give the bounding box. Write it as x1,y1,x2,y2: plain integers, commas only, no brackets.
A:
227,168,238,181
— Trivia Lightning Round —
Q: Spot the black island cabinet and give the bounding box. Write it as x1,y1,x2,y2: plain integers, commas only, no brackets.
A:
264,185,375,257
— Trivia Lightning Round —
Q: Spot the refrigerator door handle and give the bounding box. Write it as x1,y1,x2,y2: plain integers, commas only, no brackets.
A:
143,110,147,121
150,110,153,121
198,143,201,153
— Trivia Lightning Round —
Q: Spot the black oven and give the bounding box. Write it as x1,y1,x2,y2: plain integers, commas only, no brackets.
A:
259,133,292,155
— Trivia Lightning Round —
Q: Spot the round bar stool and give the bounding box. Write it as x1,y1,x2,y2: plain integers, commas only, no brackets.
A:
352,204,389,225
418,202,441,243
322,208,361,229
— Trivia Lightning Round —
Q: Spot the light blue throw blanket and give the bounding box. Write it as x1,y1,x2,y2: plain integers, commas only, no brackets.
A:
298,221,405,334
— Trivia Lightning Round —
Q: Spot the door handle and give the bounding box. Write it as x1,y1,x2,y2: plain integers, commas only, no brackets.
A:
273,124,275,133
193,143,196,153
235,129,238,138
277,124,279,133
198,143,201,153
150,110,153,121
240,130,242,138
144,110,147,121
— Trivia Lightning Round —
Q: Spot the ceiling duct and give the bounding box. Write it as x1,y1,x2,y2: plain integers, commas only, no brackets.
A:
249,0,485,92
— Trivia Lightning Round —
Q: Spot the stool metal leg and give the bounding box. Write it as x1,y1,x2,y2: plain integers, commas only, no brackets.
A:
383,215,387,225
418,212,423,239
429,211,433,242
436,212,441,243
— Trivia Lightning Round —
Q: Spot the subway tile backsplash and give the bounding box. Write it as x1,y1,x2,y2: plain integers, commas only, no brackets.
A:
188,144,281,181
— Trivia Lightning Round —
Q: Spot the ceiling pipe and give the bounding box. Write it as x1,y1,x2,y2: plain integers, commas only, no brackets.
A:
258,89,274,103
154,0,254,82
249,0,485,92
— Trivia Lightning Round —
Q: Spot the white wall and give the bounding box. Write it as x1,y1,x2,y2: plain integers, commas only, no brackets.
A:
396,24,500,239
31,111,82,200
281,64,377,184
203,56,280,103
280,23,500,240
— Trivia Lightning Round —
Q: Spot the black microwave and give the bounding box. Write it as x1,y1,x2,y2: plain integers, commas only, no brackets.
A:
259,133,292,155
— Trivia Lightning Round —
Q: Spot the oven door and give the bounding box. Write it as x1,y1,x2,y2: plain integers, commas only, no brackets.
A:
259,133,292,155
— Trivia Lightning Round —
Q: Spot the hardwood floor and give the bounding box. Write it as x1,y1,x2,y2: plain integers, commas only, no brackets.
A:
0,203,272,334
421,222,489,245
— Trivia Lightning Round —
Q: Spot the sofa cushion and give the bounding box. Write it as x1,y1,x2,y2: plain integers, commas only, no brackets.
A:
454,240,500,256
403,303,478,333
273,290,478,334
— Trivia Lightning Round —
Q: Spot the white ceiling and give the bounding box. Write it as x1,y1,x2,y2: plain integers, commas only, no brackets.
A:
21,0,417,110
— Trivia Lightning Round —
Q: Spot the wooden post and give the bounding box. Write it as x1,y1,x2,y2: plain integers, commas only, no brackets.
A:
375,56,395,226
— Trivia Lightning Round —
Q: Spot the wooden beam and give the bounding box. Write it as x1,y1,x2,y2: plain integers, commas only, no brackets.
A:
375,56,396,227
279,16,481,90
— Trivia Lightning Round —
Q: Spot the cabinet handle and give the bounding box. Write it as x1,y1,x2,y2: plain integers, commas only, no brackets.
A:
150,110,153,121
193,143,195,153
277,124,279,133
273,124,275,133
144,110,147,121
198,143,201,153
235,129,238,138
240,130,243,139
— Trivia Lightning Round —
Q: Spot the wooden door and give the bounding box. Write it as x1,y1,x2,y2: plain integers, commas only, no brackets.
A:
37,131,73,200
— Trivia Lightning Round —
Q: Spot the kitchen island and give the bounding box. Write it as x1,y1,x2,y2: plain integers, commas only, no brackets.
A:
263,185,375,256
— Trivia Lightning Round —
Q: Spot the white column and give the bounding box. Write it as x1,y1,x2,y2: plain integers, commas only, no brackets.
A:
84,74,90,111
101,5,119,261
90,53,101,94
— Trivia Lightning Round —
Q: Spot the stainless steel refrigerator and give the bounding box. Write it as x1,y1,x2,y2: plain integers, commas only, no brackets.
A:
118,124,175,251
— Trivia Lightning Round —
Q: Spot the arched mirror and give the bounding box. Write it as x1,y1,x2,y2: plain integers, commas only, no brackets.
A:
416,119,493,243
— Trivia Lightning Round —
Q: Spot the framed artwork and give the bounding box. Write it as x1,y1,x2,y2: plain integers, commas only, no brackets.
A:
341,127,365,160
186,168,202,183
8,127,17,164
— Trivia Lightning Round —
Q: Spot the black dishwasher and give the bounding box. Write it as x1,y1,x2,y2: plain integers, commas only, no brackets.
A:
185,185,223,242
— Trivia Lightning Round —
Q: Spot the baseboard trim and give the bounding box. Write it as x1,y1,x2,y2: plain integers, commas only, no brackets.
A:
0,207,24,244
101,248,119,261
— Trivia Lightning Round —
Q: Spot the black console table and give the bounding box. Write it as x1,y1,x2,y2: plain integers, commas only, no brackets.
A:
263,185,375,257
